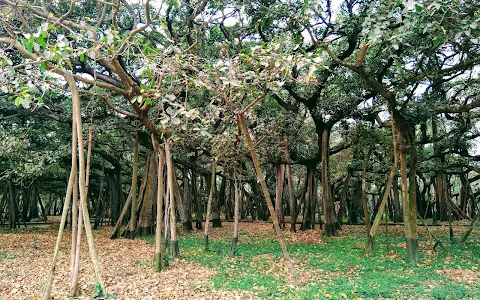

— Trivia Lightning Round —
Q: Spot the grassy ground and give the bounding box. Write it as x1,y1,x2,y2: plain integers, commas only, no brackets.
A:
149,222,480,299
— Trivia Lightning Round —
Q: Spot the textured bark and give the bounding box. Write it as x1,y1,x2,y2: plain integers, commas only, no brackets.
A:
152,135,165,271
165,139,179,257
321,129,337,237
399,127,418,263
67,74,105,292
137,150,156,237
301,166,315,230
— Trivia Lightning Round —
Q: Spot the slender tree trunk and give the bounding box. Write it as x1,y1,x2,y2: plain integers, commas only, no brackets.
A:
66,74,105,293
238,113,296,280
283,136,296,232
275,164,286,230
338,170,351,226
391,176,402,222
365,109,399,255
70,187,83,296
204,159,216,250
361,151,373,247
230,170,240,256
42,99,78,300
70,172,78,290
165,139,179,257
460,213,480,243
182,167,192,232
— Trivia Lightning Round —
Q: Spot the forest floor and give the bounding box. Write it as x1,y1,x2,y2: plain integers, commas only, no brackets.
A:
0,221,479,299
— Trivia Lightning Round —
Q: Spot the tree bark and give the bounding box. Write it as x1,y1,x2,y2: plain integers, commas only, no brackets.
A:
361,151,373,246
275,164,286,230
230,170,240,256
182,167,192,232
41,95,78,300
66,74,105,292
204,159,216,250
165,139,179,257
321,128,337,236
152,135,165,271
283,136,296,232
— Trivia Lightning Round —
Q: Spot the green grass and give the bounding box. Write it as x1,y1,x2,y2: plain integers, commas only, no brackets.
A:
147,227,480,299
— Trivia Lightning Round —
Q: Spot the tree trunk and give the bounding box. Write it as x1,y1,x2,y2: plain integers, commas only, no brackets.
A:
301,166,315,230
391,176,402,222
230,171,240,256
361,152,373,246
152,135,165,271
321,128,337,236
137,149,156,236
204,159,216,250
165,139,179,257
275,164,286,230
42,96,78,300
182,167,192,232
283,136,296,232
238,113,296,280
399,127,418,263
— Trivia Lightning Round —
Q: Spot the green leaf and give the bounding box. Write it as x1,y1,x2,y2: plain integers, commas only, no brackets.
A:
415,4,422,13
38,36,46,47
433,39,440,48
40,62,47,72
79,53,85,62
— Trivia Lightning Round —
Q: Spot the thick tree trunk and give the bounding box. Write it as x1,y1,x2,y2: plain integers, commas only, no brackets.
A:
399,127,418,263
137,149,156,237
321,129,337,237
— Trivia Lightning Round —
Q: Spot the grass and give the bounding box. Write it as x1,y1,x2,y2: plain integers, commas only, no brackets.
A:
147,225,480,299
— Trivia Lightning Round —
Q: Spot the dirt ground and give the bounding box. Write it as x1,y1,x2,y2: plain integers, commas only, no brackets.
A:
0,224,257,300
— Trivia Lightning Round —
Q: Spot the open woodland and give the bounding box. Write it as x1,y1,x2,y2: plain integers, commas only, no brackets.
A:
0,0,479,299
